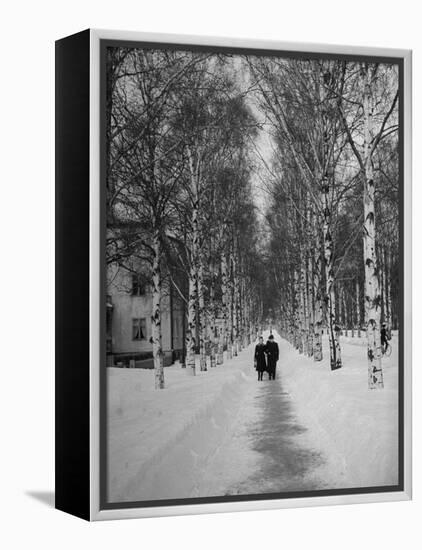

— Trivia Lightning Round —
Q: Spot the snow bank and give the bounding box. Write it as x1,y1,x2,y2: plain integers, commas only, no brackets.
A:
107,345,258,502
277,331,399,489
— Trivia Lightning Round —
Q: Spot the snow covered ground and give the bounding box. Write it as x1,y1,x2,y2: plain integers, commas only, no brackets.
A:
106,330,399,503
107,345,259,502
278,332,399,490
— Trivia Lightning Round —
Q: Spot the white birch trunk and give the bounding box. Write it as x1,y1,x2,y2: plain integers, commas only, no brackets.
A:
186,203,199,376
364,174,383,388
218,254,229,363
151,229,164,389
319,66,342,369
363,68,384,389
322,178,342,370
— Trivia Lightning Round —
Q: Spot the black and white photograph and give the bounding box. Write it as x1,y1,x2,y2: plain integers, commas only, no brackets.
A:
102,40,403,507
2,0,420,543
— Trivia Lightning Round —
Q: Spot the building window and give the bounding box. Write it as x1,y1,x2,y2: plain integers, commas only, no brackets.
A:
132,318,147,341
132,273,146,296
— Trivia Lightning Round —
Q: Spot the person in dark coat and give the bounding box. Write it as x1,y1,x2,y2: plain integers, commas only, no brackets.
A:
254,336,267,381
266,334,279,380
380,323,390,354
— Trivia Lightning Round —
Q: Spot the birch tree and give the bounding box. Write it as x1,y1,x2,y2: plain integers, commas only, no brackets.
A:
168,58,258,374
337,62,398,388
106,48,203,388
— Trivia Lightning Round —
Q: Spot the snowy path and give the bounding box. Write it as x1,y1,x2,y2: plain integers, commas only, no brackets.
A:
107,330,398,502
198,336,338,497
224,374,328,494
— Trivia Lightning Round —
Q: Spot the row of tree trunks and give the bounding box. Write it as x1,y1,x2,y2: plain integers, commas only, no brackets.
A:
187,252,258,372
313,207,323,361
208,269,217,368
232,250,239,357
300,251,309,356
220,254,229,361
198,260,207,371
266,66,344,370
305,205,314,358
313,230,324,361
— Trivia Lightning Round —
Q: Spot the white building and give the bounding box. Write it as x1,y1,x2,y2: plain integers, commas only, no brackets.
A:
107,265,184,368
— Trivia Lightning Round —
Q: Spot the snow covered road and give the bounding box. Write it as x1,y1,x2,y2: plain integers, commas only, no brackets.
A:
107,330,399,503
199,371,331,498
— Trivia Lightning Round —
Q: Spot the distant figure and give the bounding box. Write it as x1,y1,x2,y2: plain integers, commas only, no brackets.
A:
380,323,389,353
254,336,267,381
266,334,279,380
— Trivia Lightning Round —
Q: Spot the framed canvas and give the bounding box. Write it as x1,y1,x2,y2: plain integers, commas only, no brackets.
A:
55,29,412,521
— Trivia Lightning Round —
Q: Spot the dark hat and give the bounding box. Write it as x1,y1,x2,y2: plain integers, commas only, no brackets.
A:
268,334,274,340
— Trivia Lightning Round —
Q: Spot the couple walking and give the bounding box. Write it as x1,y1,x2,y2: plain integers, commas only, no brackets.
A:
254,334,279,381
